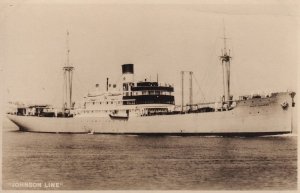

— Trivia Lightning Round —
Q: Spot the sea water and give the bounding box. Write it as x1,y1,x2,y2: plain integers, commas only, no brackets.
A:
2,120,297,190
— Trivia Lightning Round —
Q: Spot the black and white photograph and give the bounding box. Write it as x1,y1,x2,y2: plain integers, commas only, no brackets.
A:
1,0,298,191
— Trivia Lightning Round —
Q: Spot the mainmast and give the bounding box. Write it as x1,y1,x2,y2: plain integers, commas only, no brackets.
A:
63,31,74,110
219,24,232,109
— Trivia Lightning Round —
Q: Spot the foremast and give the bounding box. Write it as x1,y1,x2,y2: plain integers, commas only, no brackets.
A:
220,25,232,109
63,31,74,112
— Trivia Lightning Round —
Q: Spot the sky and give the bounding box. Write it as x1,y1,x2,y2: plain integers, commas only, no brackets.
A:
0,0,299,108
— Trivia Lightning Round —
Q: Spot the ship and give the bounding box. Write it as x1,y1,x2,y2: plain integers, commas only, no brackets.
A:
6,32,296,136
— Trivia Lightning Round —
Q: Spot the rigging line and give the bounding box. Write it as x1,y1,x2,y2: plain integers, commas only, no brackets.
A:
192,75,206,103
230,65,241,98
203,60,222,102
193,87,205,104
229,39,239,95
198,25,224,91
73,71,89,98
198,34,220,86
47,67,63,108
206,70,218,98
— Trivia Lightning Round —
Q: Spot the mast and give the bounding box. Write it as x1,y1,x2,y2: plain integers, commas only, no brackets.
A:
63,30,74,111
219,24,232,108
189,71,193,106
106,78,109,91
181,71,184,112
